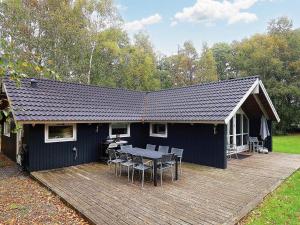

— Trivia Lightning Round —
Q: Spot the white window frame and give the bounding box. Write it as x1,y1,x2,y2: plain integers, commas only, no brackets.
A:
45,124,77,143
150,123,168,138
227,109,249,152
3,119,11,137
109,123,130,138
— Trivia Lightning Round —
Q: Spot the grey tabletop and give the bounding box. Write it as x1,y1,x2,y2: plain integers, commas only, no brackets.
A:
119,147,163,159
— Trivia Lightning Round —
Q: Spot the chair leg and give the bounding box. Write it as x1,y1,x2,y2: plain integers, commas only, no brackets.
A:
171,167,174,182
119,164,122,177
150,168,153,180
179,158,182,175
142,170,144,188
127,166,130,182
131,168,134,183
160,169,163,186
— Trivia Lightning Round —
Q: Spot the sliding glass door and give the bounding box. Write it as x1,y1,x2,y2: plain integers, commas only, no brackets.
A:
227,110,249,152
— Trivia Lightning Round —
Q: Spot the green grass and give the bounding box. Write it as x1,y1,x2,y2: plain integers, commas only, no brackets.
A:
244,134,300,224
273,134,300,154
244,170,300,225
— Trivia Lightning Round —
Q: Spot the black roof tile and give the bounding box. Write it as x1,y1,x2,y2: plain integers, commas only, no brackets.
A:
3,76,259,123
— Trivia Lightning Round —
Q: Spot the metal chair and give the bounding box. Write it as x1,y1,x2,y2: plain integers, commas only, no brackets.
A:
227,144,238,159
249,137,263,153
158,145,169,154
146,144,156,151
119,153,135,181
157,154,174,185
107,149,124,176
171,148,184,175
131,155,152,188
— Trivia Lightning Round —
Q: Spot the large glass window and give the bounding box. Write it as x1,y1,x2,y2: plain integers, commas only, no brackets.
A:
150,123,168,138
227,110,249,151
45,124,77,143
109,123,130,138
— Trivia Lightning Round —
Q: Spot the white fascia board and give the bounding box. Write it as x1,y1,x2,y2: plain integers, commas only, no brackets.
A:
258,80,280,123
225,79,260,124
2,83,18,123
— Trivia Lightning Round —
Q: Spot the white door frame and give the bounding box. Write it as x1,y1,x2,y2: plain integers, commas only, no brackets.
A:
227,109,249,153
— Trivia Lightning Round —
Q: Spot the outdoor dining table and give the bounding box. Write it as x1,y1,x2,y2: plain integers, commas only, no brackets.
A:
118,147,179,186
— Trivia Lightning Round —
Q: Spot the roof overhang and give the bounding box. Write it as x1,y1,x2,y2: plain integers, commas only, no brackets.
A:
17,120,225,125
224,78,280,124
258,80,280,122
2,83,18,123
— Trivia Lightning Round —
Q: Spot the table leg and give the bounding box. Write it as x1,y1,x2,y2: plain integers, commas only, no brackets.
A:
175,156,178,180
153,159,158,186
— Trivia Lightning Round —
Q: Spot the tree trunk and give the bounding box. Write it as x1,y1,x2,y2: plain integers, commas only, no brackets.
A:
87,42,96,85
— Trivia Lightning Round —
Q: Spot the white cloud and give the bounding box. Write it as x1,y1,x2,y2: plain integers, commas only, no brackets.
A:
124,14,162,32
116,4,128,12
172,0,259,26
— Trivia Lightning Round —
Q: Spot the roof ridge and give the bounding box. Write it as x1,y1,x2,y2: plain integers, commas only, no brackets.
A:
6,75,259,94
147,75,260,93
15,77,146,94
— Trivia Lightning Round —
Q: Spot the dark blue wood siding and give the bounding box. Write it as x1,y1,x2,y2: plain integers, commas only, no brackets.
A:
23,123,149,171
23,124,102,171
144,123,226,169
23,122,227,171
1,121,16,161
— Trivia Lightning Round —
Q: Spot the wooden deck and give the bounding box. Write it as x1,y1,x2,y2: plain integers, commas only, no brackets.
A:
32,153,300,225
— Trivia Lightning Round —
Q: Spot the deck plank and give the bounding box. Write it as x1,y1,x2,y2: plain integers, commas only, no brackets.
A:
32,152,300,225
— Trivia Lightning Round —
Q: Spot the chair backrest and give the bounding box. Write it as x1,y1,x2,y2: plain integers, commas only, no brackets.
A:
119,153,128,161
161,154,173,164
158,145,169,154
108,149,117,160
132,155,143,165
171,148,184,158
120,145,133,151
249,137,258,143
146,144,156,151
108,143,118,148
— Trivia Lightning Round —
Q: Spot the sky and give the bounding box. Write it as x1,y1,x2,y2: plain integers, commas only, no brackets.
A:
115,0,300,55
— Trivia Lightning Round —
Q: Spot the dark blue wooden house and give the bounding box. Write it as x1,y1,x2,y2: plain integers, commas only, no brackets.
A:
0,76,280,171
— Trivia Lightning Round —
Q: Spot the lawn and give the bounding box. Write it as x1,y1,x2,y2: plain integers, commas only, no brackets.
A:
273,134,300,154
243,134,300,225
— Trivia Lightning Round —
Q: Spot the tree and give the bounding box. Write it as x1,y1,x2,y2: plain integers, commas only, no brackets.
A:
162,41,199,87
211,42,235,80
0,0,121,83
196,43,218,82
122,33,160,91
156,54,173,89
267,17,293,35
231,17,300,133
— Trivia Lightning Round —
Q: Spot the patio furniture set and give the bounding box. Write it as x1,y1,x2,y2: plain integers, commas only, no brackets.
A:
227,136,269,159
107,144,184,187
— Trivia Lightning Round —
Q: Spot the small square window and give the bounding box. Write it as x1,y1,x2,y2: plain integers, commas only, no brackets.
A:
150,123,168,138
